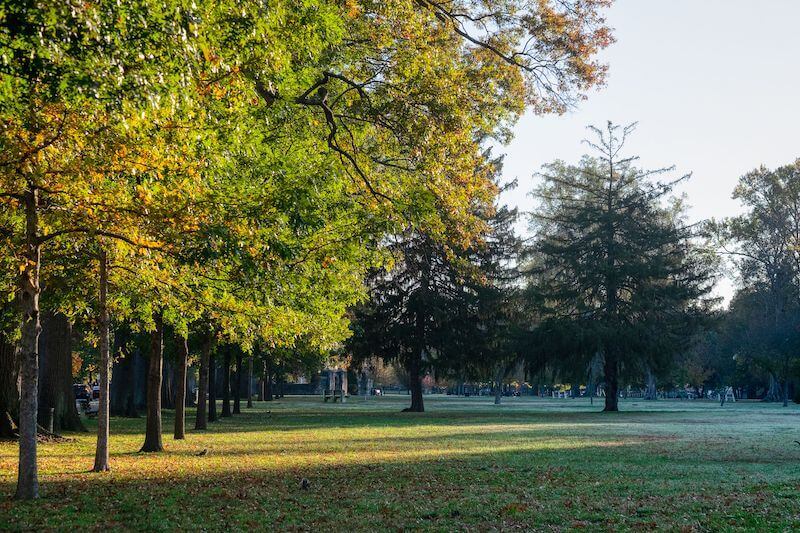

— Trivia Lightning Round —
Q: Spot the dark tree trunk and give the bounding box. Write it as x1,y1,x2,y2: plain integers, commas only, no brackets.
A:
603,350,619,412
0,338,19,438
161,357,174,410
140,312,164,452
174,333,188,439
195,331,210,430
39,313,85,433
221,348,231,417
233,351,242,414
93,251,111,471
493,365,504,405
110,325,139,417
246,356,253,408
16,187,42,500
208,351,217,422
403,351,424,413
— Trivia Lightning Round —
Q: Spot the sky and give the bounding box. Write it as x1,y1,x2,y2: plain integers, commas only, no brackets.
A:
500,0,800,304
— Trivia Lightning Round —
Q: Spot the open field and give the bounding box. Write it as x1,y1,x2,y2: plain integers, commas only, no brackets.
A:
1,396,799,531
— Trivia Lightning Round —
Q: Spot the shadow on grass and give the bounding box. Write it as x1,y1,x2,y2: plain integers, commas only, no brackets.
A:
2,439,798,531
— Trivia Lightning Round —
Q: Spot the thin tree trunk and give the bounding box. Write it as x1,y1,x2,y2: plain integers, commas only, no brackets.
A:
195,331,210,430
246,356,253,408
174,333,188,439
140,312,164,452
0,338,19,438
233,351,242,414
221,348,231,417
208,351,217,422
263,359,273,401
603,350,619,412
16,187,42,500
93,251,111,471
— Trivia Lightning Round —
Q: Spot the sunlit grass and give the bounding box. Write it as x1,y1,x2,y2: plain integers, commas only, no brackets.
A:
1,396,799,530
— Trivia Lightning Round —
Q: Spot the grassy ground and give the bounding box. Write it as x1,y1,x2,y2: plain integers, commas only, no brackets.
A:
1,395,799,531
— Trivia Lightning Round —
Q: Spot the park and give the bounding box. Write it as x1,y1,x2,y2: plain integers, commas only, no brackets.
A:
2,395,799,530
2,0,800,530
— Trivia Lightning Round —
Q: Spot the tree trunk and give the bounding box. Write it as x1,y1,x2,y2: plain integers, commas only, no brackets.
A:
783,378,790,408
233,351,242,414
39,313,85,432
494,365,504,405
402,351,424,412
263,359,273,401
0,338,19,438
208,351,217,422
110,325,139,417
174,333,188,439
221,348,231,417
161,357,174,410
93,251,111,471
16,187,42,500
644,367,657,401
246,356,253,408
603,350,619,412
195,331,210,430
140,312,164,452
764,372,781,402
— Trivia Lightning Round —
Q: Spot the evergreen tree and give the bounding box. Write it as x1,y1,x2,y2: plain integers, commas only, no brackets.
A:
525,122,716,411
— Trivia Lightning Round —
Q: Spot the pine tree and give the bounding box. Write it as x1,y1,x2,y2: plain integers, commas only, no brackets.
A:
526,123,716,411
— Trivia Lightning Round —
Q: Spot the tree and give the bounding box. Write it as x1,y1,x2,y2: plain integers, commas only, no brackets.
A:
1,0,612,498
92,251,110,470
456,192,525,406
713,161,800,406
526,123,716,412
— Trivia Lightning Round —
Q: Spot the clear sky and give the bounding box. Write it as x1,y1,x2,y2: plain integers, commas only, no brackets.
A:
500,0,800,303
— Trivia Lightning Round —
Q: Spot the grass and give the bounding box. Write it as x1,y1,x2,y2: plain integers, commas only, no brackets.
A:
1,395,799,531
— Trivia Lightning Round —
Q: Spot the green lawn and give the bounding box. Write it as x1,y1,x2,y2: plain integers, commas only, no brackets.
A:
1,396,799,531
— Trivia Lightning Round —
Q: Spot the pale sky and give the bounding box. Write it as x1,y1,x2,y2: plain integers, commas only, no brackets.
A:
501,0,800,304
